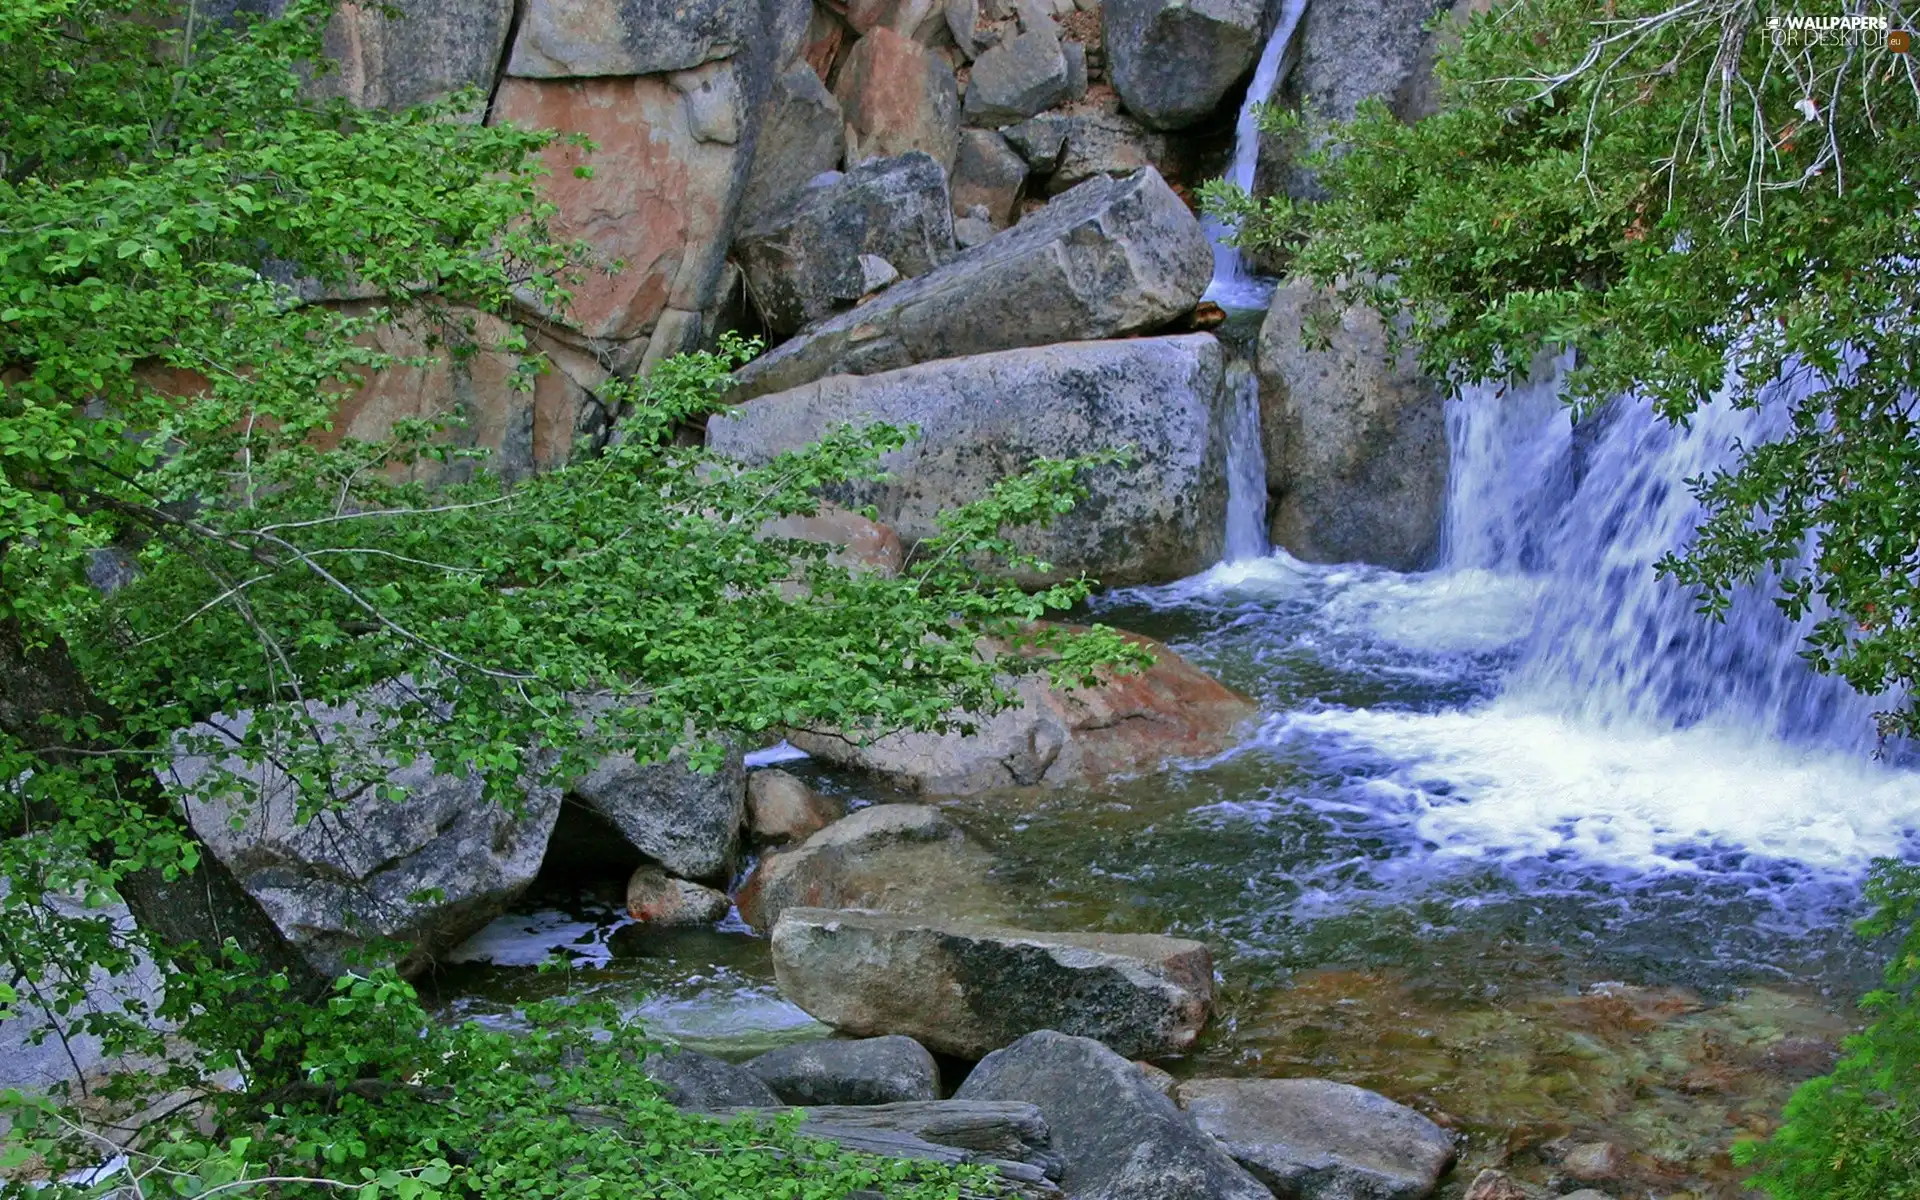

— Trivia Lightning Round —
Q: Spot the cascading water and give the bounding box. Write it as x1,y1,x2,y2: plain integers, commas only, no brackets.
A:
1222,361,1270,562
1202,0,1310,311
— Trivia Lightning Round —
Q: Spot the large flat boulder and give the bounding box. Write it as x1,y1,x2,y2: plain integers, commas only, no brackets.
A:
955,1031,1271,1200
571,743,746,883
726,168,1210,402
172,705,561,978
746,1035,941,1104
735,152,955,336
770,908,1214,1058
737,803,1005,930
786,628,1256,794
712,335,1229,587
1175,1078,1457,1200
1256,278,1448,571
1103,0,1265,130
506,0,753,77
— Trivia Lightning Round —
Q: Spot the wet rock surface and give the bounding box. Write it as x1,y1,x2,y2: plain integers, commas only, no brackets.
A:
624,865,732,927
642,1046,783,1108
955,1031,1271,1200
746,1034,941,1104
1175,1077,1457,1200
771,908,1214,1058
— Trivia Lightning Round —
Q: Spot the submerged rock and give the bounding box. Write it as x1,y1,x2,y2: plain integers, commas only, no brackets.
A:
746,1035,941,1104
727,168,1209,402
1174,1077,1457,1200
771,908,1215,1058
1461,1171,1545,1200
955,1031,1270,1200
785,628,1256,794
1102,0,1265,130
737,804,1004,930
708,1101,1065,1193
715,337,1231,588
1257,277,1448,571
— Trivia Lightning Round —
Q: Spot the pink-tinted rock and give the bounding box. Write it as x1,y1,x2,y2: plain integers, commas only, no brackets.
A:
494,70,749,350
758,503,906,576
322,308,600,483
625,864,732,926
833,27,961,169
787,627,1256,794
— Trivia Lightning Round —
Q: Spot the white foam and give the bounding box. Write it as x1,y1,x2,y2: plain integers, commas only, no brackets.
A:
1270,703,1920,877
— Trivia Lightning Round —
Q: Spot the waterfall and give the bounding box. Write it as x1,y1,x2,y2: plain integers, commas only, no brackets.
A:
1222,362,1271,561
1203,0,1311,310
1446,363,1898,755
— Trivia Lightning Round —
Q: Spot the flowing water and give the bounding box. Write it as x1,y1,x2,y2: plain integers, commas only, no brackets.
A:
434,53,1919,1183
1201,0,1310,310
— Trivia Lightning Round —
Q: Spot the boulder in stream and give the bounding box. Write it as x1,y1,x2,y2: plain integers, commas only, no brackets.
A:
736,803,1005,930
784,628,1257,794
624,865,732,927
771,908,1215,1058
1257,277,1448,571
570,743,746,883
744,768,846,845
726,168,1210,401
746,1034,941,1104
955,1030,1271,1200
1174,1077,1458,1200
642,1046,783,1108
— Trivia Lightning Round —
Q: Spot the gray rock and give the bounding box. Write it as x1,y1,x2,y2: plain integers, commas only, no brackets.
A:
857,254,902,293
736,151,955,335
1103,0,1264,129
956,1031,1269,1200
727,167,1210,400
714,335,1228,587
1002,113,1068,171
772,910,1215,1058
786,626,1255,793
624,865,732,927
964,29,1072,125
172,704,560,977
954,215,997,247
1256,277,1447,571
950,129,1029,225
1175,1078,1457,1200
836,27,963,169
506,0,752,77
706,1101,1065,1194
1047,109,1177,194
308,0,515,109
571,743,746,883
1253,0,1458,201
747,1035,941,1104
1460,1170,1547,1200
738,804,1005,930
736,64,847,231
1062,37,1088,99
643,1047,783,1108
745,768,846,845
